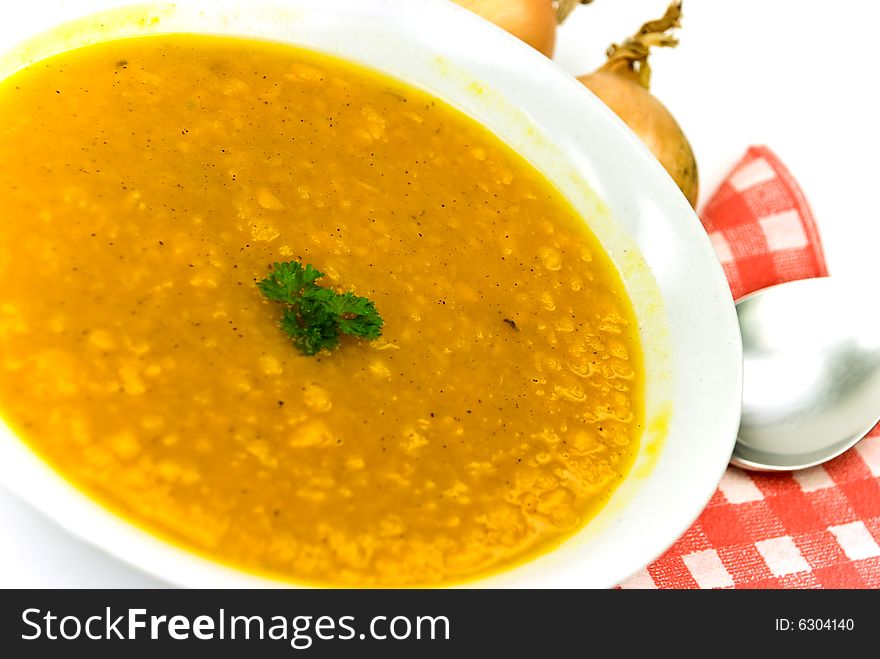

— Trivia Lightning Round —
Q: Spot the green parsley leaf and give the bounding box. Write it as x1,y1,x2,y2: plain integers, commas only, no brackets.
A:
258,261,384,356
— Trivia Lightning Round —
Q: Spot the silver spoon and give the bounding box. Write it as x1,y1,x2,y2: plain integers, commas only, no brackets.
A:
731,277,880,471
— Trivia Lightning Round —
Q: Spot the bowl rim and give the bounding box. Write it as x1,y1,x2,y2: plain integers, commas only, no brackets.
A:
0,0,743,588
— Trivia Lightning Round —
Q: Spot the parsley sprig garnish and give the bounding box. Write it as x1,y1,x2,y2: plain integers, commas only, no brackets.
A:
258,261,383,356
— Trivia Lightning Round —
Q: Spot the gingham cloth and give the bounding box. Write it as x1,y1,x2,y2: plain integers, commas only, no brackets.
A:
620,146,880,589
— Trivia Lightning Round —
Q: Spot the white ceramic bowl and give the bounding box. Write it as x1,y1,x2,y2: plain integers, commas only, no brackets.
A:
0,0,742,588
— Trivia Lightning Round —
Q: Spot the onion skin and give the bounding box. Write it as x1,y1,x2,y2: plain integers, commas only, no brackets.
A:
580,70,699,207
452,0,557,57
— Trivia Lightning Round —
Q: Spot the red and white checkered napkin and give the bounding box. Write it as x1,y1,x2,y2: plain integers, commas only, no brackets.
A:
620,146,880,589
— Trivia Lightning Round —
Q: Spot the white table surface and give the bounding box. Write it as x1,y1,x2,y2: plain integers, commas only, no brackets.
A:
2,0,878,587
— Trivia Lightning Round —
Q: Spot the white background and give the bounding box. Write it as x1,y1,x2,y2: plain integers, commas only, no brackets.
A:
1,0,878,587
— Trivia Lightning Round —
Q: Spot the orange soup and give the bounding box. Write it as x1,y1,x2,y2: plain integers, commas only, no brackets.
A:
0,35,643,586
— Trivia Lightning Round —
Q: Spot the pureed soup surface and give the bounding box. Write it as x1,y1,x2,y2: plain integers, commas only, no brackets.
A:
0,35,644,586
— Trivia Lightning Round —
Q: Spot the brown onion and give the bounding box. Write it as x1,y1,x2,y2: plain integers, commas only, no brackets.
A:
452,0,558,57
578,1,699,207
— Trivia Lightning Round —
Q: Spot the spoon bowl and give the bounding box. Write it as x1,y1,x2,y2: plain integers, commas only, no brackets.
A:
732,277,880,471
